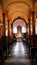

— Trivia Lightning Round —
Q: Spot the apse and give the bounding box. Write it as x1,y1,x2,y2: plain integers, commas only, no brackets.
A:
12,18,26,34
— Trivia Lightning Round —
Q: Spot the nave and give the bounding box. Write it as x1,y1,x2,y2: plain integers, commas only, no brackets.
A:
0,0,37,65
4,41,31,65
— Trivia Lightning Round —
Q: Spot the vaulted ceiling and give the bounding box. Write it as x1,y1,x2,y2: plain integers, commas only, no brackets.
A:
0,0,37,24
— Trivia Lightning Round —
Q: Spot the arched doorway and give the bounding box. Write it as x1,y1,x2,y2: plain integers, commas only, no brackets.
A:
11,17,27,42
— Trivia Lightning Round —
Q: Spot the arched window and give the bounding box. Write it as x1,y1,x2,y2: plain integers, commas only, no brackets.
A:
13,27,17,33
22,26,26,33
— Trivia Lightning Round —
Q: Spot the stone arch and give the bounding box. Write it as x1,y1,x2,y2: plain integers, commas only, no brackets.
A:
12,16,27,26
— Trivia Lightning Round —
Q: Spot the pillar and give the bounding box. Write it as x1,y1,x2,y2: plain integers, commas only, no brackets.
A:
26,23,29,45
7,20,10,43
11,24,13,34
26,23,29,35
32,11,35,35
31,1,36,43
32,1,35,35
28,19,31,35
2,13,5,36
11,24,13,37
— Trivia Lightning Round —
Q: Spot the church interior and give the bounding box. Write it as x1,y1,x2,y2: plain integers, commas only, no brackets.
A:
0,0,37,65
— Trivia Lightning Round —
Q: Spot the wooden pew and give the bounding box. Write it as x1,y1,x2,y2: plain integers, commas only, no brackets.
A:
29,44,37,65
0,36,13,65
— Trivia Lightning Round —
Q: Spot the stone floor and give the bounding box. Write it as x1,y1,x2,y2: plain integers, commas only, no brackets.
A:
4,42,31,65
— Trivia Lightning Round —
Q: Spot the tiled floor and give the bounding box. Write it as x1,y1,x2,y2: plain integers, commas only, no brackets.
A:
4,42,31,65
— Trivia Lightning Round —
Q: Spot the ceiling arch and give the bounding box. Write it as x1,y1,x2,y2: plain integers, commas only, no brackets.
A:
12,17,26,27
12,16,26,25
10,11,25,15
0,0,37,24
7,2,30,14
6,1,31,9
6,2,31,24
10,11,28,24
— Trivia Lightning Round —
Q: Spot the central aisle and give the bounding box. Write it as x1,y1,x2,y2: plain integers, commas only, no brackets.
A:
4,42,31,65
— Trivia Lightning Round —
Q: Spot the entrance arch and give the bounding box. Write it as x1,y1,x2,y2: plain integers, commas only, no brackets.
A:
11,17,27,39
12,17,27,25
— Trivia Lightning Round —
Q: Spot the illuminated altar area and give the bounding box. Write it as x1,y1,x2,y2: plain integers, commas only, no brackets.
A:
16,25,23,41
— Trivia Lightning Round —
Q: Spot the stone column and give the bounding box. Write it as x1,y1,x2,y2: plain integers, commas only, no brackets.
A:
2,13,6,36
32,11,35,35
32,1,35,35
32,11,35,44
28,19,31,35
26,23,29,45
11,24,13,34
26,23,28,35
7,20,10,43
10,24,13,41
31,1,36,44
